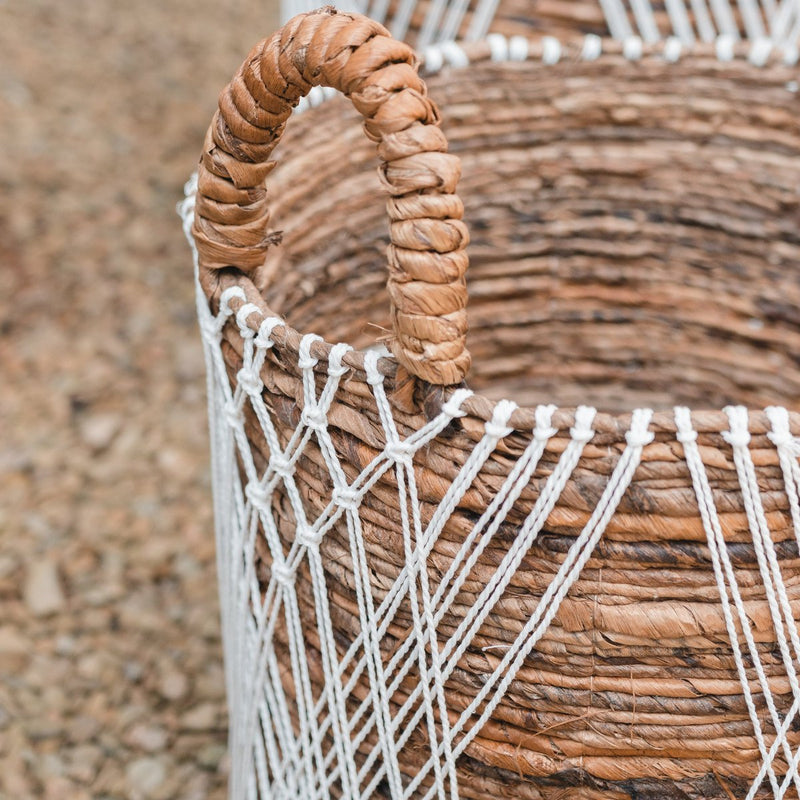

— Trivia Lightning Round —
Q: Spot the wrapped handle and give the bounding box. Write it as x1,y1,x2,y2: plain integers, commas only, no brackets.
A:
193,6,470,386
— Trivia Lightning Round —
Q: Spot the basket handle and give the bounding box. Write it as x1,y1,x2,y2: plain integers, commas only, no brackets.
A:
193,6,470,386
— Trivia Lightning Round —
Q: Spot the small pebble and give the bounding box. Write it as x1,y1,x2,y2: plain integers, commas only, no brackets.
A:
125,722,168,752
44,776,91,800
124,660,144,683
158,670,189,701
181,703,217,731
0,625,28,655
24,559,65,617
64,744,102,783
78,412,121,453
196,743,226,771
126,757,168,797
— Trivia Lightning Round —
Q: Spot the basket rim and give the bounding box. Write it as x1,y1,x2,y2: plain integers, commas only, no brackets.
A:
290,31,800,114
182,30,800,439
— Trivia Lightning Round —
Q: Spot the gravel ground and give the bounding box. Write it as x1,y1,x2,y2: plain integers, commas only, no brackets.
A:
1,2,280,797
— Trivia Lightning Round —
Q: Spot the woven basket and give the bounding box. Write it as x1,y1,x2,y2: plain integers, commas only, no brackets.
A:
183,7,800,799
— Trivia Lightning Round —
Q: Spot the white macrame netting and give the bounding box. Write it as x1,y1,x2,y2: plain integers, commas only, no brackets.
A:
179,172,800,799
282,0,800,51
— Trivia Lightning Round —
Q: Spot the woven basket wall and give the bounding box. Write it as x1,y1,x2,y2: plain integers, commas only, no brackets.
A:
185,8,800,800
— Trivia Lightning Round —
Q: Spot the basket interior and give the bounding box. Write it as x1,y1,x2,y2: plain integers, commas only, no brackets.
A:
261,55,800,412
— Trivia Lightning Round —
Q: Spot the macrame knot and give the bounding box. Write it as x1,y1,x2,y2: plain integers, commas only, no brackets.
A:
625,427,655,449
570,406,597,444
484,419,514,439
766,407,796,450
664,36,682,62
439,40,469,68
487,33,508,61
386,440,414,464
533,404,558,442
271,560,296,588
533,425,559,443
673,407,696,444
768,429,795,449
271,454,294,479
541,36,560,65
235,303,262,338
327,343,352,377
364,351,387,387
582,33,602,60
332,486,360,512
485,400,517,439
298,334,323,370
623,35,643,60
254,317,283,350
440,388,472,420
723,429,752,449
298,353,319,371
245,482,270,511
237,367,263,396
366,368,386,387
716,33,736,61
296,524,323,550
676,428,698,445
219,286,246,316
301,405,328,431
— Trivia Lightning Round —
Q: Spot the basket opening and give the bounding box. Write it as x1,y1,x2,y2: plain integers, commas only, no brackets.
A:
262,63,800,413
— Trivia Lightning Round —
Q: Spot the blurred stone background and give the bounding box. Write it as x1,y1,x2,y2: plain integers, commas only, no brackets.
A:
0,1,280,797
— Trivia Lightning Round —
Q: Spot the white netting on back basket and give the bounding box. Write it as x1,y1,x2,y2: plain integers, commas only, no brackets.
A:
282,0,800,49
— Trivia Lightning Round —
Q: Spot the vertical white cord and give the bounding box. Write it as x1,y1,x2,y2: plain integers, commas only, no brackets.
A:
710,0,742,36
690,0,720,40
465,0,501,40
738,0,768,40
417,0,452,49
389,0,419,40
665,0,697,42
439,0,473,42
629,0,662,40
769,0,796,39
599,0,636,40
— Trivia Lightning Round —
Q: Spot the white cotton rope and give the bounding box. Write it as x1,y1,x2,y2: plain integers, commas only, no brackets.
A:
438,0,472,43
599,0,636,39
389,0,419,41
630,0,662,41
665,0,696,43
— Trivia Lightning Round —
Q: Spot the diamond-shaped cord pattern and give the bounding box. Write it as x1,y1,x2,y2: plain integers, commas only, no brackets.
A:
194,282,658,799
178,178,800,800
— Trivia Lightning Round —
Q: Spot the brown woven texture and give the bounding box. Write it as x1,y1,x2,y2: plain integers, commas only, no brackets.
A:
193,8,800,799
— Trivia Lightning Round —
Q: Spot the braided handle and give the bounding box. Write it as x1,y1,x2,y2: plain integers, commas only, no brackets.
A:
193,7,470,386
